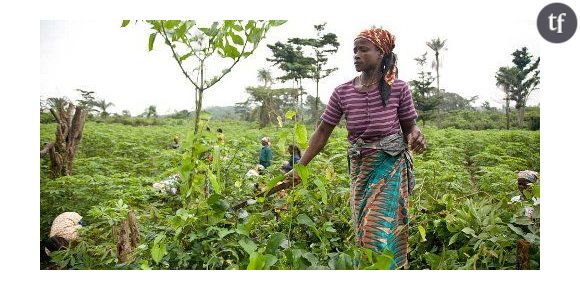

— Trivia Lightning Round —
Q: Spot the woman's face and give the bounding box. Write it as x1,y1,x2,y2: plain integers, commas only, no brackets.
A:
353,38,383,72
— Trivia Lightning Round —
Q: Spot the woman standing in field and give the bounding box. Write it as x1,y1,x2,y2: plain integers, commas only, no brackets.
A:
278,27,427,269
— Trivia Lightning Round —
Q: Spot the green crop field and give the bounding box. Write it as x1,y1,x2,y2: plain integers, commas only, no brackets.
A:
40,119,540,270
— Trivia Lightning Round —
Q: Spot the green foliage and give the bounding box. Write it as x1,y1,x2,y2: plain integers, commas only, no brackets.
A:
41,119,539,270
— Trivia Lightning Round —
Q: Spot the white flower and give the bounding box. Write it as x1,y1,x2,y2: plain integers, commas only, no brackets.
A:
510,195,521,203
238,210,249,219
246,169,259,177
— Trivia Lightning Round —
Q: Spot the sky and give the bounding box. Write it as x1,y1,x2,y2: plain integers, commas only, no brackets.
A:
40,2,542,116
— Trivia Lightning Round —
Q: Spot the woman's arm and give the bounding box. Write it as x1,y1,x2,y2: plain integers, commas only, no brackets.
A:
400,120,427,154
297,120,336,166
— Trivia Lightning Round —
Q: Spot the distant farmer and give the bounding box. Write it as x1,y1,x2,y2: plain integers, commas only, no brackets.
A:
41,212,83,262
281,144,301,173
273,27,426,269
170,135,180,149
217,128,225,145
517,170,539,194
259,137,273,168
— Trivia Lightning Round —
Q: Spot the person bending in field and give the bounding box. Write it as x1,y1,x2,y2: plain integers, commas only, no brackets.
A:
281,144,301,173
518,170,539,194
41,212,83,265
170,135,180,149
259,137,273,168
217,128,225,145
274,27,427,269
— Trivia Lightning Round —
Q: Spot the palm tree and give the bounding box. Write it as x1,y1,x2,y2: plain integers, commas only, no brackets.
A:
495,66,518,130
95,99,114,118
257,68,273,88
256,69,274,127
427,37,447,127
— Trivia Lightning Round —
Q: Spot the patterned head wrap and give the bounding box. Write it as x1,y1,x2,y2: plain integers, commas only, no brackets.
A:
355,28,397,86
518,170,539,184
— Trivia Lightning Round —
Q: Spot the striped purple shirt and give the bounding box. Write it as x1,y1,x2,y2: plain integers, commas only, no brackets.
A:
321,78,418,144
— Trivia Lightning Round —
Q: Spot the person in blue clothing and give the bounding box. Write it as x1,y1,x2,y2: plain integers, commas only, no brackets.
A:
259,137,273,168
281,144,301,173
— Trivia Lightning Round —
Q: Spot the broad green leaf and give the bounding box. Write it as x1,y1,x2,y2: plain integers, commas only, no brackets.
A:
238,237,257,255
265,232,286,254
264,254,278,269
236,224,250,237
448,232,460,246
269,20,287,26
294,163,310,186
163,20,180,30
208,172,221,194
121,20,130,27
462,227,476,236
148,33,157,51
151,238,167,263
418,225,427,242
295,123,308,148
218,228,235,239
223,44,240,58
314,178,327,204
335,253,353,270
230,33,244,45
296,213,316,228
507,223,525,237
265,174,285,192
247,252,266,270
514,216,533,226
285,110,296,120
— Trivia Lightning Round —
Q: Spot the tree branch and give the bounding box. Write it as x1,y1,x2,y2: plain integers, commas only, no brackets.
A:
205,23,258,90
159,21,201,91
40,142,54,157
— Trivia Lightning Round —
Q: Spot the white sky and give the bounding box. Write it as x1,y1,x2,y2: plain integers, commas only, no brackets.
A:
40,2,542,116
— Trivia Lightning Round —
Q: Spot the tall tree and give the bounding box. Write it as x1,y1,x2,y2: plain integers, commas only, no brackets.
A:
94,99,115,118
410,52,438,126
267,41,315,122
289,23,339,122
426,37,447,127
143,105,158,118
124,20,286,134
510,47,540,127
76,89,99,115
40,97,87,178
495,66,519,129
257,68,273,87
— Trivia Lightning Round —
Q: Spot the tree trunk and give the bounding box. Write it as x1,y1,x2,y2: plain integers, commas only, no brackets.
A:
259,103,268,128
116,219,131,264
517,105,525,128
435,54,442,128
48,104,86,178
194,89,203,134
505,96,511,130
194,62,204,135
516,239,530,270
116,210,140,264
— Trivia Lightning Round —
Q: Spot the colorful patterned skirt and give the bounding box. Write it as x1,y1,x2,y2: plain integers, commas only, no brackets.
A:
349,149,414,269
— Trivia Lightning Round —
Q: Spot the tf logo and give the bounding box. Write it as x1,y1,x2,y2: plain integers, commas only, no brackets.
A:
538,2,577,43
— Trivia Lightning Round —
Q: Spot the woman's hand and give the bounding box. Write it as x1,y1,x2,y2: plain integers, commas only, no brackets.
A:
402,123,427,154
268,169,301,195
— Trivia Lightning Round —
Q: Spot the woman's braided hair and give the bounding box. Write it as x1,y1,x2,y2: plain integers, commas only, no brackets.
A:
378,52,398,107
